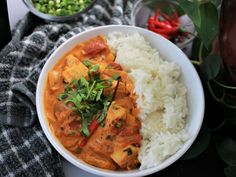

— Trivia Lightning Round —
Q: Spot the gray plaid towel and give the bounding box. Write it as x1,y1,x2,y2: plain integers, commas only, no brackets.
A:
0,0,136,176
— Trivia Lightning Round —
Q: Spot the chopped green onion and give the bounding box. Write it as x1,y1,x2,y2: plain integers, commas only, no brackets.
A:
115,121,122,128
82,60,92,67
112,74,121,80
58,63,116,137
81,117,90,136
32,0,93,16
67,130,77,135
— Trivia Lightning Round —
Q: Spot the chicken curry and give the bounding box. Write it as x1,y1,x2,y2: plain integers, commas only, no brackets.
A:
43,35,142,170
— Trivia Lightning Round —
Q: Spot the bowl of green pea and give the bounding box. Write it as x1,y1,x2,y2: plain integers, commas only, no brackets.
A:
23,0,96,22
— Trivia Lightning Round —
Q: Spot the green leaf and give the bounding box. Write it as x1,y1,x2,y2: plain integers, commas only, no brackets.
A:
65,97,79,107
225,166,236,177
80,75,89,89
144,0,180,18
86,80,96,99
178,0,201,27
144,0,171,8
191,38,212,60
96,89,103,101
210,0,222,7
215,136,236,166
112,74,121,80
81,117,89,137
144,0,164,5
200,53,222,80
196,2,219,48
76,94,82,103
59,63,114,136
95,82,109,89
64,84,72,92
97,101,110,123
181,126,211,160
82,59,92,67
57,93,68,100
90,64,99,72
224,107,236,125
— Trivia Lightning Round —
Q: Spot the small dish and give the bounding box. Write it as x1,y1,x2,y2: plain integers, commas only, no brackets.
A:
131,0,196,56
22,0,96,22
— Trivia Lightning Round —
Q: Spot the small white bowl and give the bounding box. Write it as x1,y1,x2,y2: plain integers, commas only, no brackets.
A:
36,25,205,177
130,0,196,57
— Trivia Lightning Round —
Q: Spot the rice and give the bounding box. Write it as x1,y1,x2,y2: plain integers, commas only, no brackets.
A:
107,32,189,169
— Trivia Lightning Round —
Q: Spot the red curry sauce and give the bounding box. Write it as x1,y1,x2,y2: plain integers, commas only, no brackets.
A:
43,36,142,170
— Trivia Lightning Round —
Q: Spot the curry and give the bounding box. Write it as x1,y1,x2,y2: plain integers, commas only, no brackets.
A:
43,35,142,170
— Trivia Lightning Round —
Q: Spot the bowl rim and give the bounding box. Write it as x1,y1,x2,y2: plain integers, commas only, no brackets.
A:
36,25,205,177
22,0,97,22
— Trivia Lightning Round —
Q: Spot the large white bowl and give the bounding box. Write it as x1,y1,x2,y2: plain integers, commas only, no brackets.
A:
36,25,205,177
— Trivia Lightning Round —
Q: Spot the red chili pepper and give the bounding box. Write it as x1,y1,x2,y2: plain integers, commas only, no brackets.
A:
160,33,171,40
158,14,172,26
149,26,179,35
173,12,179,24
147,10,183,41
148,18,172,29
162,13,172,23
148,16,155,21
162,12,179,27
156,20,172,29
171,21,179,27
154,14,172,28
155,9,160,21
161,18,172,26
88,118,99,134
78,118,99,148
150,11,173,29
79,138,87,148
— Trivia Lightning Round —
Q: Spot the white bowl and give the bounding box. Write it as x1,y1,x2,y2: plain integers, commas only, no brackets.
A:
36,25,205,177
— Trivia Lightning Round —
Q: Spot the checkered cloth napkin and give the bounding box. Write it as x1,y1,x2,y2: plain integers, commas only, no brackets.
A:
0,0,136,176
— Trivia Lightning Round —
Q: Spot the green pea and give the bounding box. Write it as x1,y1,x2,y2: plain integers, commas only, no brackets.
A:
56,3,61,8
67,5,72,10
35,3,41,10
33,0,93,16
48,9,54,14
56,9,62,15
61,1,66,7
48,1,54,5
40,6,47,13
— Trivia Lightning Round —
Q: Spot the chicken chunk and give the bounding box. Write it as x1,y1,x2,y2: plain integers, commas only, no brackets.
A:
48,70,62,91
62,62,88,83
110,145,140,169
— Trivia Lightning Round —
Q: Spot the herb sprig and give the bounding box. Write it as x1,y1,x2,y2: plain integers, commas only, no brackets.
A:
58,61,120,136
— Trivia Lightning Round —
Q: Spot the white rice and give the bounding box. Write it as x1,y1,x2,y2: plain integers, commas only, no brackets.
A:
107,32,189,169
